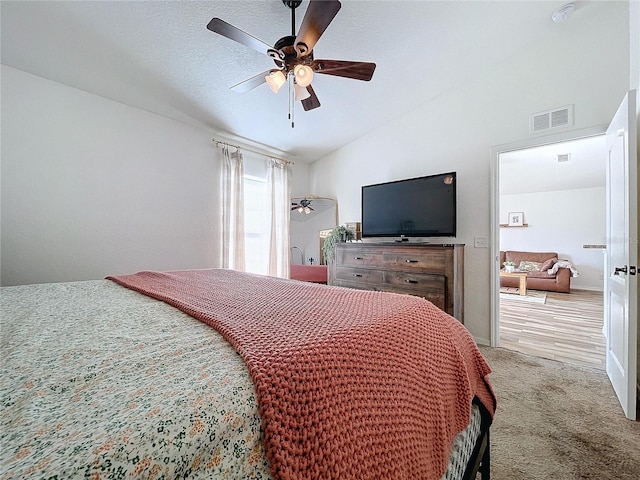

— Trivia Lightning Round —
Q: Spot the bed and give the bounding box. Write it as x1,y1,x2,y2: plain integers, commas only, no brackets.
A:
1,268,495,479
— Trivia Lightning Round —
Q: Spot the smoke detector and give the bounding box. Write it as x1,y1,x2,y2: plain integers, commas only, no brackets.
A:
552,3,575,23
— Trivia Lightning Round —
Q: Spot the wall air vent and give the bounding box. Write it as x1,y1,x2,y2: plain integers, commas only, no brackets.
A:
533,113,550,131
530,104,574,133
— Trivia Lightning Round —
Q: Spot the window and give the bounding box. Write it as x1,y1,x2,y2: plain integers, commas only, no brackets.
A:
243,154,269,274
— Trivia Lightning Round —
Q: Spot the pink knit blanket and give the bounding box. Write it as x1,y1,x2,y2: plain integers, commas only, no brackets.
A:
108,269,496,480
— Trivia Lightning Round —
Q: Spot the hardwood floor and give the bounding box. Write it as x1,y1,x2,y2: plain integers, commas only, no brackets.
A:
499,288,605,369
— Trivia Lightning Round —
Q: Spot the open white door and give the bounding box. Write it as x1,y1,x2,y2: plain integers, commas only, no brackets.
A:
605,90,638,420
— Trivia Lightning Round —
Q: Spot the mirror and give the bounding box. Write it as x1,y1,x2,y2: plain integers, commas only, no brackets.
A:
290,195,337,265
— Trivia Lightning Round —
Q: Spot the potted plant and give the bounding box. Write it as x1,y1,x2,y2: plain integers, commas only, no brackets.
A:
322,225,355,264
503,261,516,273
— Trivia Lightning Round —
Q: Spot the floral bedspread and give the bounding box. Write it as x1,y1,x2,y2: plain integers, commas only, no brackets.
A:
0,280,271,479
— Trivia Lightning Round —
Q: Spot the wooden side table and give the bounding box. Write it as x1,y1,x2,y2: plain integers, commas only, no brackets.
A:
499,270,528,296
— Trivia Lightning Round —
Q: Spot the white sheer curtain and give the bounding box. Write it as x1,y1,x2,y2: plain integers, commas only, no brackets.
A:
267,157,291,278
219,146,245,271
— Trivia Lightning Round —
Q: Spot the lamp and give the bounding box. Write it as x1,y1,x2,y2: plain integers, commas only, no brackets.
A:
265,70,286,93
294,83,311,101
294,64,314,87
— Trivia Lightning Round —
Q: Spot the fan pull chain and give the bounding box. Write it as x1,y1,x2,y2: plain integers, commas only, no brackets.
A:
289,75,295,128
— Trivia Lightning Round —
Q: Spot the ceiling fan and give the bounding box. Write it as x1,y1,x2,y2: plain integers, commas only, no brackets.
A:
291,198,314,214
206,0,376,113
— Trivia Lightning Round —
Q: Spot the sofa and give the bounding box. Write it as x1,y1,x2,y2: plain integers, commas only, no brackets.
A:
500,250,571,293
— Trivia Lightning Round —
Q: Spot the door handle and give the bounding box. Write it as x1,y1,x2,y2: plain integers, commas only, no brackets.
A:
614,266,628,275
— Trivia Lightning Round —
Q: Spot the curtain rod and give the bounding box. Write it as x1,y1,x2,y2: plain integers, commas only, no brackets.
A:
212,138,294,165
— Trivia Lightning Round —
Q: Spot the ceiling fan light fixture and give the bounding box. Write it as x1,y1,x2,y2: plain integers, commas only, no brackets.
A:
551,3,575,23
265,70,286,93
294,83,311,101
304,206,311,214
208,0,375,113
294,64,314,87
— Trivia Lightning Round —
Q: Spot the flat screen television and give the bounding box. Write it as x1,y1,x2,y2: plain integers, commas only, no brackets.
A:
361,172,456,238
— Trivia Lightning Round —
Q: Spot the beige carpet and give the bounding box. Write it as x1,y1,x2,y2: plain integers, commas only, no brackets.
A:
499,287,547,304
479,346,640,479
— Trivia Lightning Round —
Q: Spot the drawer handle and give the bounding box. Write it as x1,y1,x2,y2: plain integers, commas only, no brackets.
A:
354,256,364,260
405,259,419,263
405,279,419,284
353,273,363,278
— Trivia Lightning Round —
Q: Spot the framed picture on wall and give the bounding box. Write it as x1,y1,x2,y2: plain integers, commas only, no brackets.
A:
508,211,524,226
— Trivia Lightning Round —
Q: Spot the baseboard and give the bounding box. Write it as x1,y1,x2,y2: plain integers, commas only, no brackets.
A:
571,286,604,292
474,337,491,347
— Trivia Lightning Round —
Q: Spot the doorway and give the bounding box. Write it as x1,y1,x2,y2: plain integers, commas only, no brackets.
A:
491,129,607,368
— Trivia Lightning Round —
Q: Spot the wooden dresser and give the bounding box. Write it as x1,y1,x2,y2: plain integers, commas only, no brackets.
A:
330,243,464,322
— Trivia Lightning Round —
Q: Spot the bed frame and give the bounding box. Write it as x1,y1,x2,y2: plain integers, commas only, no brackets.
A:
462,399,492,480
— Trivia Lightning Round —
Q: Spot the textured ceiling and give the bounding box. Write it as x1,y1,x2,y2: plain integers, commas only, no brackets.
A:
0,0,612,163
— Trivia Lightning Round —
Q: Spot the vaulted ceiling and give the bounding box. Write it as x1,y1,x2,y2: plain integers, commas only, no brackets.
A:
0,1,615,163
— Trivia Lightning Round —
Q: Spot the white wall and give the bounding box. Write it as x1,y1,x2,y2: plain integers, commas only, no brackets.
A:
290,162,311,199
0,66,314,286
500,187,606,290
1,66,221,286
310,2,629,343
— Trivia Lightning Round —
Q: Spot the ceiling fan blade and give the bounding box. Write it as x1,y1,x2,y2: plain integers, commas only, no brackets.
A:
312,60,376,81
230,70,272,93
301,85,321,111
294,0,342,57
207,18,273,57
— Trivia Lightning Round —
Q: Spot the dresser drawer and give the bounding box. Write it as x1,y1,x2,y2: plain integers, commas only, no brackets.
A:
382,272,446,310
382,288,446,311
382,250,447,272
335,266,383,284
336,248,382,268
383,271,445,290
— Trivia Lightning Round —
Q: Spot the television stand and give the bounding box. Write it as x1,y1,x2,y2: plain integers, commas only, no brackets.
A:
330,243,464,322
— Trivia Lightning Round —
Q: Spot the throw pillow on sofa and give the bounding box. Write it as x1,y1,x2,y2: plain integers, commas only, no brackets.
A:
518,260,542,272
540,257,557,272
